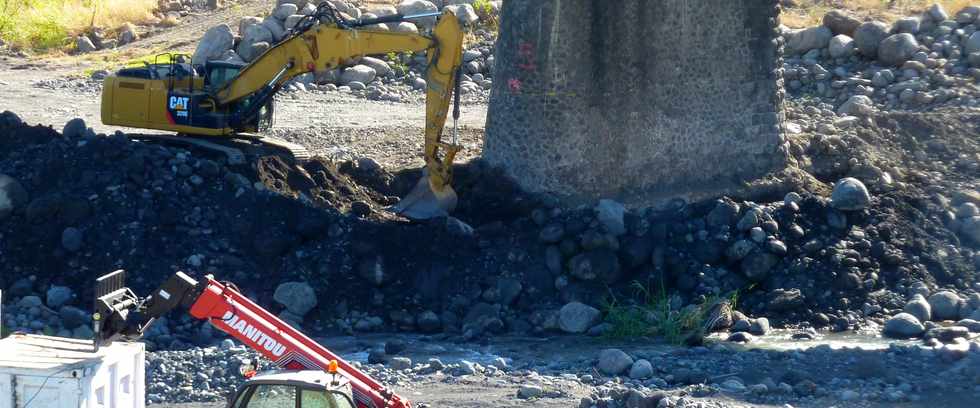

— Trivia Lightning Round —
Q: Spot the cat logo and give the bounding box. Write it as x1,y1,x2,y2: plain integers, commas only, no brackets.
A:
169,96,190,118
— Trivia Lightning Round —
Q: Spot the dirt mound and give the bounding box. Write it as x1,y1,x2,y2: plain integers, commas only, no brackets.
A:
0,115,546,347
1,107,977,347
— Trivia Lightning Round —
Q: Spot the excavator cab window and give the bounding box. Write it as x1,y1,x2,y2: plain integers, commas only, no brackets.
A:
205,61,246,91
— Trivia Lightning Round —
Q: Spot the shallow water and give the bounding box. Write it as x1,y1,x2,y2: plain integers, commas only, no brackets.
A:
710,328,922,351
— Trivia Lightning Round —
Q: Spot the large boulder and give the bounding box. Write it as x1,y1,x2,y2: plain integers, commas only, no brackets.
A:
0,111,22,128
877,33,919,66
238,41,270,62
340,65,377,85
284,14,306,30
883,313,924,338
328,0,361,18
929,291,964,321
595,199,626,236
359,56,392,77
966,32,980,55
629,359,654,380
239,16,262,35
597,349,633,375
46,285,73,308
372,6,398,17
63,118,87,138
569,249,621,283
192,24,234,66
927,4,949,22
118,23,138,45
828,34,856,59
239,23,274,50
741,251,779,282
955,6,980,24
831,178,870,211
444,4,479,26
785,26,833,55
558,302,601,334
893,16,921,34
903,294,932,323
391,22,419,33
853,21,889,59
0,174,29,220
823,10,861,36
962,216,980,243
837,95,874,117
61,227,83,252
273,3,298,20
274,282,318,316
397,0,439,28
261,17,286,42
76,35,97,53
217,50,245,63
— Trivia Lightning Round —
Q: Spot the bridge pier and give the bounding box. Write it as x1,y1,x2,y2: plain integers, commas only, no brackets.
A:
484,0,788,206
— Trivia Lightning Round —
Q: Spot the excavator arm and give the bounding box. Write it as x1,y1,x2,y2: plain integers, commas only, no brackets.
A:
93,270,410,408
220,6,465,219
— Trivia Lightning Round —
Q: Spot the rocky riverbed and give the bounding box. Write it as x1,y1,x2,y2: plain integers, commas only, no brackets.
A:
144,332,980,407
1,2,980,407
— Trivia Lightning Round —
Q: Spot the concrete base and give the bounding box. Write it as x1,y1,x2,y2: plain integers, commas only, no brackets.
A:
484,0,788,206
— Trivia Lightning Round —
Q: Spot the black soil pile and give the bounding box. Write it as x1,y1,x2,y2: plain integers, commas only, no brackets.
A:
0,108,977,348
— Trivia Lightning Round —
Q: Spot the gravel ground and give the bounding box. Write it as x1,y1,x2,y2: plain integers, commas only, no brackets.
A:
144,333,980,408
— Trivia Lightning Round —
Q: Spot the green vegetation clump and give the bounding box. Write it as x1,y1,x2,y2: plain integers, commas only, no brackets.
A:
471,0,498,32
602,280,738,345
0,0,156,51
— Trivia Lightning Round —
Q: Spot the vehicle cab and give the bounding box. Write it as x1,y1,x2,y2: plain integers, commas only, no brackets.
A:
227,370,357,408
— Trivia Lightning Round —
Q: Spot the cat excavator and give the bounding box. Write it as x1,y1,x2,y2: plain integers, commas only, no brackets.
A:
100,3,465,220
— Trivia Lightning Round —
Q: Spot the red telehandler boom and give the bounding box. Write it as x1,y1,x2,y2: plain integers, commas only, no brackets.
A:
93,270,410,408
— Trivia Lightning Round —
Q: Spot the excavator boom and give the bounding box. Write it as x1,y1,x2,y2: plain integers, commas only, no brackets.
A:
94,270,408,408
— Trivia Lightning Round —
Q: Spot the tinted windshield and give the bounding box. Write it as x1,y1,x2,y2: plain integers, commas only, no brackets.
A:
241,384,296,408
209,66,241,90
301,389,355,408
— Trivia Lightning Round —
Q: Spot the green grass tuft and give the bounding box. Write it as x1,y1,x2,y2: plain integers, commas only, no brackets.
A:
601,280,739,345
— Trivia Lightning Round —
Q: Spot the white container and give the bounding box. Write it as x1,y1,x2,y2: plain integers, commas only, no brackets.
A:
0,334,145,408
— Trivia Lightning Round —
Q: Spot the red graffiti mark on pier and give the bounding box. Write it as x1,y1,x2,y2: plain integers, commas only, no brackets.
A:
517,40,537,72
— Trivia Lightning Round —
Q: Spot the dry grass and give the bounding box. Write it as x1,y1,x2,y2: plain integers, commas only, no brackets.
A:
781,0,977,28
0,0,157,51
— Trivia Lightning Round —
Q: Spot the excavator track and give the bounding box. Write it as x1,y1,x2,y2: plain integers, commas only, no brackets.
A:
234,132,313,163
125,133,312,165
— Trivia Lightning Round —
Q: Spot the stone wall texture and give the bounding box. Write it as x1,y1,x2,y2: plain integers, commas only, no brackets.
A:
484,0,788,206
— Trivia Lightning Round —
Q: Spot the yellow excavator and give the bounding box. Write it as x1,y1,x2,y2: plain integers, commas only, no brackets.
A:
100,3,465,220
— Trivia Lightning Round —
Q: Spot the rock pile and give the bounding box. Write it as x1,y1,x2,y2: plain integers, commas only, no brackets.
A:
190,0,500,102
781,4,980,113
2,103,977,346
0,113,549,347
74,23,139,54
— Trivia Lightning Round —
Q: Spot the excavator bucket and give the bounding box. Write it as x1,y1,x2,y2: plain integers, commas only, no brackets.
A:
389,170,457,220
